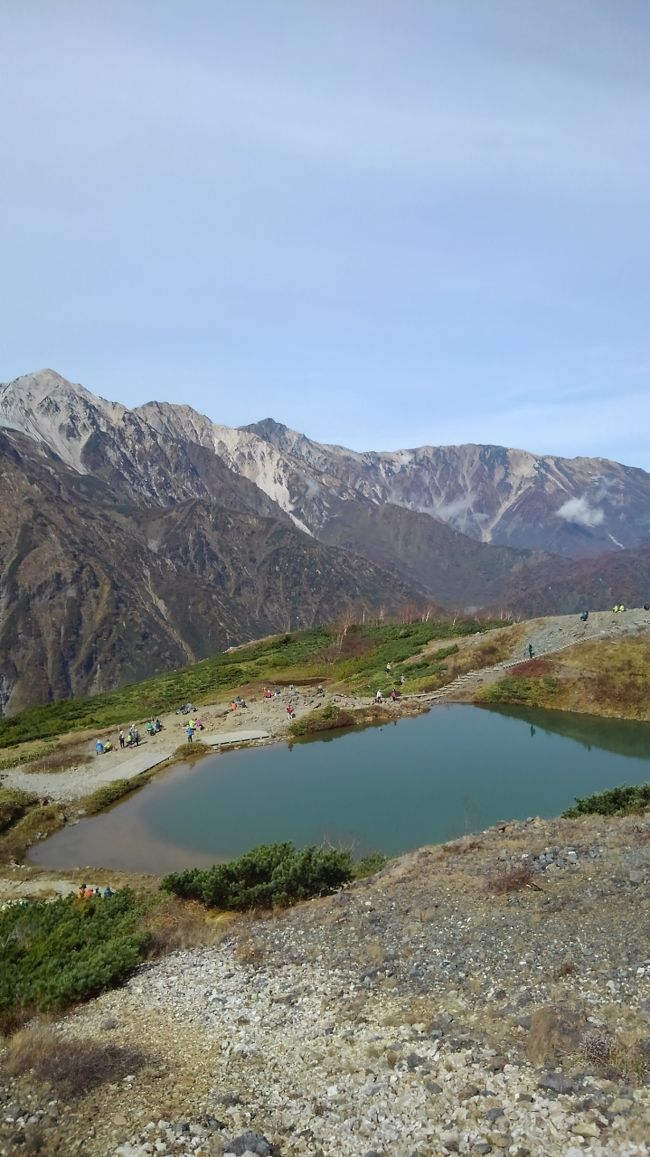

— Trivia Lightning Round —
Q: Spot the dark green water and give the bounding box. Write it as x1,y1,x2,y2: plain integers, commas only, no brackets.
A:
29,704,650,874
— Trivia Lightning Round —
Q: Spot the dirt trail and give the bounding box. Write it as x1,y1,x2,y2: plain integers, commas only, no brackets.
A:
419,606,650,704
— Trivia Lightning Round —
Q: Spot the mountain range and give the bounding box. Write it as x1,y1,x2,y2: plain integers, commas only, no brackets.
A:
1,368,649,713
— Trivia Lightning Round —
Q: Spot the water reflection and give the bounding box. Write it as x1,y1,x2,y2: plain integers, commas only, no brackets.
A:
485,705,650,760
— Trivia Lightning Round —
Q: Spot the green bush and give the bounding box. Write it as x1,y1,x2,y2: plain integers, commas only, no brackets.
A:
290,704,356,737
0,788,38,834
354,852,388,878
0,890,149,1032
84,779,141,815
481,676,560,707
562,782,650,818
161,842,354,910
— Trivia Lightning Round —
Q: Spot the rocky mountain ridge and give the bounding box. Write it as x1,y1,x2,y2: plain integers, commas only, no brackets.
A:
2,368,650,710
4,370,650,557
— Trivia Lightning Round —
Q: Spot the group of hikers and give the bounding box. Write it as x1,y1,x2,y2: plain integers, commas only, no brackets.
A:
78,883,115,899
184,716,205,742
95,719,163,754
375,688,401,704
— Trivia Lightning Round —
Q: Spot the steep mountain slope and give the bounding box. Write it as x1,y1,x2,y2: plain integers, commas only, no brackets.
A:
318,501,538,609
5,372,650,560
3,368,650,711
500,543,650,617
243,420,650,557
0,430,426,713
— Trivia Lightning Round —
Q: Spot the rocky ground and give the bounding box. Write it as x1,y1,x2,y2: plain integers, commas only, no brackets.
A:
1,811,649,1156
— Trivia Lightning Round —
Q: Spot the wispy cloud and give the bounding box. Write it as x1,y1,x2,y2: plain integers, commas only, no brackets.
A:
1,0,650,467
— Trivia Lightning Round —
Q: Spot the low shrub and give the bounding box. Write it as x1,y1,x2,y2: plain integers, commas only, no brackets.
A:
562,782,650,818
481,676,560,707
290,704,356,737
5,1025,146,1095
581,1028,650,1084
0,889,149,1032
0,787,38,834
161,841,354,910
0,801,66,865
487,861,537,894
354,852,388,878
84,779,142,814
174,740,208,759
139,894,230,955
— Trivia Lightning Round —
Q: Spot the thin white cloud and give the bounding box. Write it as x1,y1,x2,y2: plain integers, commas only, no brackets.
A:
555,497,605,527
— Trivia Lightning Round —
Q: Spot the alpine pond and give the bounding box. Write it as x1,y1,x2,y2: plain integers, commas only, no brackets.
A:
29,704,650,873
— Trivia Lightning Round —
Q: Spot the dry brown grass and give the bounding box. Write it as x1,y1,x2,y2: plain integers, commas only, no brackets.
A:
581,1028,650,1084
140,895,234,956
26,743,92,774
526,1005,585,1065
4,1025,146,1096
486,861,539,894
234,934,266,967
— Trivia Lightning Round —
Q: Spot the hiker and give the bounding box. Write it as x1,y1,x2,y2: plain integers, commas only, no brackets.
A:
95,740,104,755
195,717,204,730
645,604,650,612
103,885,114,898
125,731,133,747
385,662,392,674
84,886,95,899
132,727,140,747
390,688,398,701
286,703,295,719
528,643,534,660
118,730,125,749
579,610,589,622
263,687,272,699
103,739,113,753
186,725,194,742
146,720,155,736
400,674,405,686
375,690,383,704
154,718,162,732
78,883,87,899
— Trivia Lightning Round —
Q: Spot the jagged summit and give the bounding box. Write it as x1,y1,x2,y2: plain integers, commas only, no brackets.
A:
3,366,650,711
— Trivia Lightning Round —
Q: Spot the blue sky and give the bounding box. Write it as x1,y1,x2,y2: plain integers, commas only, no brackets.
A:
2,1,649,466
